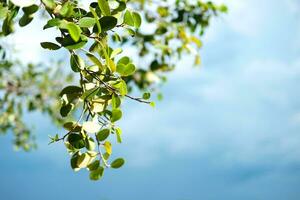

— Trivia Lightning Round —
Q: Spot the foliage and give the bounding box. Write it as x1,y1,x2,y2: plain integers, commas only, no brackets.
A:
0,0,227,181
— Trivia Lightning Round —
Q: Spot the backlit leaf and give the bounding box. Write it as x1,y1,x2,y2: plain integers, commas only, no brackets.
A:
98,0,111,16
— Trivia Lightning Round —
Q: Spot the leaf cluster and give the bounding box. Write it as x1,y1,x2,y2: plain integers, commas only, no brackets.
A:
0,0,227,180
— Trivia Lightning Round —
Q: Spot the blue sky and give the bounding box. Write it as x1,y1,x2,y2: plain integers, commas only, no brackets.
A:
1,0,300,199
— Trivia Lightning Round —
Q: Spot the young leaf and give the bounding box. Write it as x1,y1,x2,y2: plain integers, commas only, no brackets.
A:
98,0,111,16
60,1,74,17
104,141,112,155
78,17,96,28
41,0,56,10
123,10,134,26
112,94,121,109
66,23,82,42
116,63,136,77
110,48,123,59
132,12,142,28
115,128,122,143
43,18,61,29
89,6,101,33
86,53,105,71
111,109,122,122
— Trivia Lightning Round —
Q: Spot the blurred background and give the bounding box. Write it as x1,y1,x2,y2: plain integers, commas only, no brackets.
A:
1,0,300,199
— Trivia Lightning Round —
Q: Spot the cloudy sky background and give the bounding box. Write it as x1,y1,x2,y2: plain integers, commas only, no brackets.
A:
1,0,300,199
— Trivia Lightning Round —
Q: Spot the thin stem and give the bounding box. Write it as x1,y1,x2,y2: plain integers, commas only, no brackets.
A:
85,69,151,104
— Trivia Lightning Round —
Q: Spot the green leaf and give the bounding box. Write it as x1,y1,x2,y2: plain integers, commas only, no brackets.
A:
89,6,101,34
96,129,110,141
111,1,126,14
112,80,128,96
70,54,85,72
78,17,96,28
117,56,130,65
126,28,136,36
43,18,61,29
219,4,228,13
132,12,142,28
0,6,8,19
60,104,73,117
115,127,122,143
19,14,33,27
111,158,125,169
119,80,128,96
86,53,104,71
110,48,123,59
70,152,80,170
56,33,87,50
108,58,116,72
60,1,74,17
123,10,134,26
77,153,93,168
116,63,136,77
89,166,104,181
41,0,56,10
63,122,81,132
142,92,151,100
60,86,82,97
157,93,163,101
150,101,156,108
112,94,121,109
81,88,100,101
99,16,117,32
2,12,14,36
66,23,82,42
87,160,100,171
67,133,85,149
40,42,61,50
98,0,111,16
65,40,87,50
48,134,60,145
103,152,110,160
85,137,96,151
111,109,122,122
22,5,39,15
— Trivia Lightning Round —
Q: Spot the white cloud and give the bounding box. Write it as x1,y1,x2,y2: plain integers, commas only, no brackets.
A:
204,0,270,42
121,57,300,168
286,0,300,13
